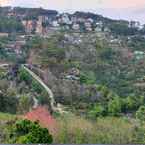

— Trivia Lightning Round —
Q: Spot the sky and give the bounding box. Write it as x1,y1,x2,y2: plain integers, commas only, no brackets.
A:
1,0,145,24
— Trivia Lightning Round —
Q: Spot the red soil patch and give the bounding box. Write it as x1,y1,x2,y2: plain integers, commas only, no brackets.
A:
24,106,58,134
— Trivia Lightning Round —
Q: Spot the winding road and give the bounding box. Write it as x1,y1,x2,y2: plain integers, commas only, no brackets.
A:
22,64,56,111
0,63,67,113
22,65,67,113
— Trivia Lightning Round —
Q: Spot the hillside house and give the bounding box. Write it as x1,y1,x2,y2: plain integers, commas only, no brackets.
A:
22,20,36,34
134,51,145,60
72,23,80,31
52,20,60,27
0,33,8,37
84,21,92,31
60,13,72,25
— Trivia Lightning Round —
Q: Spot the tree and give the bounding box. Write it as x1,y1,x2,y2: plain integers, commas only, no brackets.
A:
125,96,138,111
19,68,32,83
80,71,96,84
9,119,53,144
136,106,145,124
108,97,122,116
0,93,18,114
125,96,144,112
89,104,106,118
17,95,33,114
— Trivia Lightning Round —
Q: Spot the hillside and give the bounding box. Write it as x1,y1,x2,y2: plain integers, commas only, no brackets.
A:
0,7,145,143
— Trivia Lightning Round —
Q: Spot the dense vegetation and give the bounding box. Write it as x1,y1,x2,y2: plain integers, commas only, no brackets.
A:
7,119,53,143
0,17,24,33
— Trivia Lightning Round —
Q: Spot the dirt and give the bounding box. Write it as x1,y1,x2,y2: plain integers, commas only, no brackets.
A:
24,106,58,134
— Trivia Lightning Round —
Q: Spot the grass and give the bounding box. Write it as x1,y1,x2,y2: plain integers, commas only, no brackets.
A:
54,113,138,144
0,112,17,121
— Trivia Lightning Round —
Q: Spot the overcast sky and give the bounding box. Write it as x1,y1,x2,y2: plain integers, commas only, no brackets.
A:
1,0,145,24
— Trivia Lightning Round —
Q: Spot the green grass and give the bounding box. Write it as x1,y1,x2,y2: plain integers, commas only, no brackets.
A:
0,112,16,121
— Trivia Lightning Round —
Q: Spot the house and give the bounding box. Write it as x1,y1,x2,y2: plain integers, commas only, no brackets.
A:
36,17,43,35
95,27,102,32
87,18,94,23
60,13,72,25
22,20,35,34
95,21,103,32
72,23,80,31
129,21,140,28
134,51,145,60
84,21,92,31
52,20,60,27
104,27,111,33
0,33,8,37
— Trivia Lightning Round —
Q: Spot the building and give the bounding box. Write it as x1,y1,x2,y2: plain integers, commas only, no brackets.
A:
72,23,80,31
22,20,35,34
0,33,8,37
60,13,72,25
84,21,92,31
52,20,60,27
36,16,43,35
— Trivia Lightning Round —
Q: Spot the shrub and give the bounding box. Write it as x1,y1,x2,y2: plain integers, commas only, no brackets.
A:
88,104,106,118
19,68,32,83
108,97,122,116
136,106,145,124
9,119,53,143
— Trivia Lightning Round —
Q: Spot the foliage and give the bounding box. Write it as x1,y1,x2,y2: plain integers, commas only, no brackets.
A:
88,104,106,118
136,106,145,123
80,71,96,84
19,68,32,83
0,93,18,114
17,95,33,114
9,119,53,144
31,80,43,93
109,22,138,36
108,97,122,116
0,16,24,33
55,114,138,144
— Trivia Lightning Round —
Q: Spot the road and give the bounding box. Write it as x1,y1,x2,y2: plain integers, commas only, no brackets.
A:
22,65,67,113
0,64,10,68
22,65,56,111
0,63,67,113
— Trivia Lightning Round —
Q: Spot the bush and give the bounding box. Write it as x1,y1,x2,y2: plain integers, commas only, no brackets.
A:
17,95,33,114
9,119,53,143
88,104,106,118
80,71,96,84
0,93,18,114
108,97,122,116
19,68,32,83
31,80,43,93
136,106,145,123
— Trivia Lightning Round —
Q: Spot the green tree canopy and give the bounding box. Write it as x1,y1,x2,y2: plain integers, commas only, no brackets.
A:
9,119,53,144
136,106,145,124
